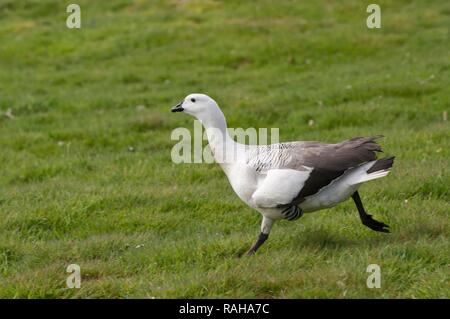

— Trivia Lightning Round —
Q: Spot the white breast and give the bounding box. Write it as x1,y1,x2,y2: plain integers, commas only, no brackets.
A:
225,163,258,205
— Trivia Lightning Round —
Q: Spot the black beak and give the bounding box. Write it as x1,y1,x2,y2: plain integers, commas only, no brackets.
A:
171,101,184,113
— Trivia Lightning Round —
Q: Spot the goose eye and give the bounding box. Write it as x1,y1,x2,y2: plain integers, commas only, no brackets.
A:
191,98,196,103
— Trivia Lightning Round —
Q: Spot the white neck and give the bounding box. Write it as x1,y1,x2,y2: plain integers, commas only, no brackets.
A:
197,108,243,167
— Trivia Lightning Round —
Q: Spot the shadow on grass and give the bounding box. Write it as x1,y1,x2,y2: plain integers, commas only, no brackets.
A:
289,222,447,251
292,229,373,250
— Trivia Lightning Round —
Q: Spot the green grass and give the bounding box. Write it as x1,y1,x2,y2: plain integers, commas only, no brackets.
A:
0,0,449,298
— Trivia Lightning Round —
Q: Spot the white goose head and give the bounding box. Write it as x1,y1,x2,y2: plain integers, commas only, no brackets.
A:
171,93,225,127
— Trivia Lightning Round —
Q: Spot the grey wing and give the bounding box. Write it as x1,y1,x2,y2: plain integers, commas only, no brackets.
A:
247,136,383,204
291,136,383,203
245,142,318,172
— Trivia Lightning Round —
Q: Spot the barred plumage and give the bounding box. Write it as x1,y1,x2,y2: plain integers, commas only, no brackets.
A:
281,205,303,221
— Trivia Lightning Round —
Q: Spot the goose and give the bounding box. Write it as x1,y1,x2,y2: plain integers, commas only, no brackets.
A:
171,93,395,255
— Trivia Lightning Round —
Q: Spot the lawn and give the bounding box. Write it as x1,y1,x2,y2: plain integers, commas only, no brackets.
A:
0,0,448,298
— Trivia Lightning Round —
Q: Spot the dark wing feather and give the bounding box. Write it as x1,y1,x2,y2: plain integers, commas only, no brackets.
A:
246,136,383,204
291,135,383,203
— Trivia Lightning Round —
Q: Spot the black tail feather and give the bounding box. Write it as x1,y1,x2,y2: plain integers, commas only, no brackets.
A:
367,156,395,173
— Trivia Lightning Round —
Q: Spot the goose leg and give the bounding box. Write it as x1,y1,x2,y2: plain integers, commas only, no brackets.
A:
352,191,390,233
246,216,274,256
